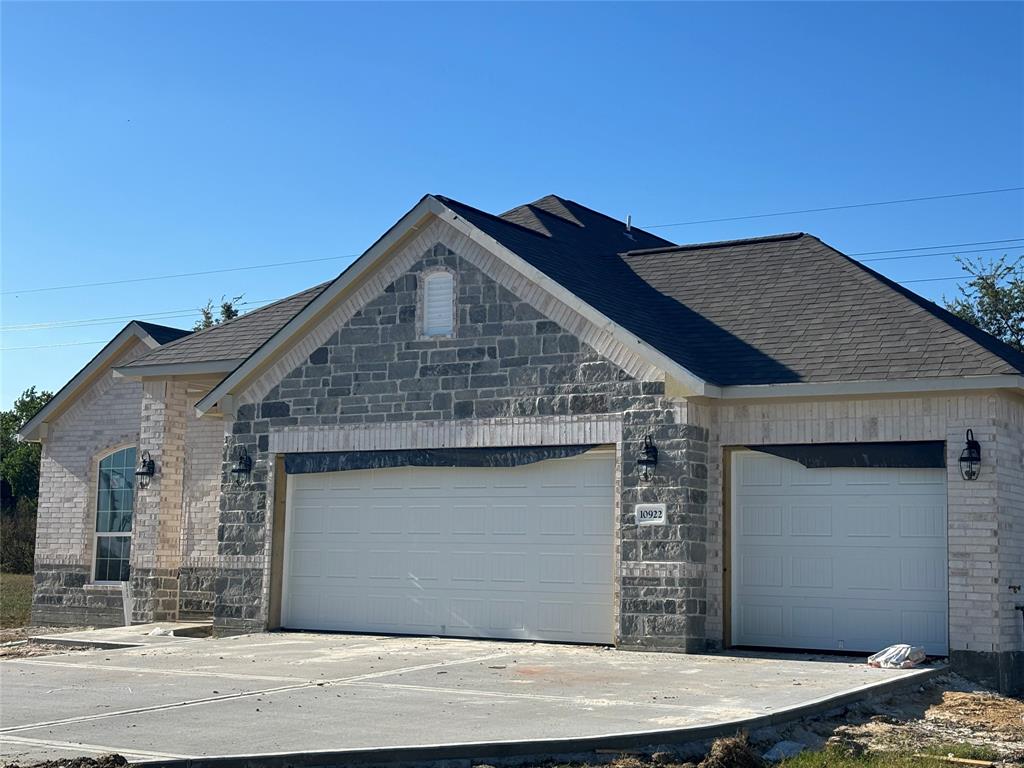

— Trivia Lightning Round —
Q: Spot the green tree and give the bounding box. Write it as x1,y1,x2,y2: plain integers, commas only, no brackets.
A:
194,295,243,331
1,387,52,573
944,255,1024,352
1,387,52,506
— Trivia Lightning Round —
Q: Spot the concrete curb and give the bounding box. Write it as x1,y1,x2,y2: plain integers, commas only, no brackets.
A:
27,637,143,651
134,664,944,768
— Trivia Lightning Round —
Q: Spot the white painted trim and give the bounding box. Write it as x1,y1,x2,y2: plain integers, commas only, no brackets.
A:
19,322,170,442
268,414,624,454
112,359,241,379
435,207,717,398
195,196,446,415
195,196,720,415
718,374,1024,400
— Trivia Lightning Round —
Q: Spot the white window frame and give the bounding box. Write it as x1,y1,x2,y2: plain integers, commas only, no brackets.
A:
92,445,136,584
418,267,457,338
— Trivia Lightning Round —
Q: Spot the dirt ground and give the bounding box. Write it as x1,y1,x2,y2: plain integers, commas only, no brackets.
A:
0,626,94,659
745,672,1024,764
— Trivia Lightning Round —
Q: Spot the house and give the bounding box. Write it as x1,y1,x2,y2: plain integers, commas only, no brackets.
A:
19,194,1024,694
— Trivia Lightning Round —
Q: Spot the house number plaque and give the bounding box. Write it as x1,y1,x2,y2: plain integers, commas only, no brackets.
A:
635,503,666,525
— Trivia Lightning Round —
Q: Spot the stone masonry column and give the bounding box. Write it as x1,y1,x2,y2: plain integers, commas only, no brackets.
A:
130,380,189,623
618,390,710,652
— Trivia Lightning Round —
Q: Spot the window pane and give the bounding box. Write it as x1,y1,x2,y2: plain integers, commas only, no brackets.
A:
95,449,135,580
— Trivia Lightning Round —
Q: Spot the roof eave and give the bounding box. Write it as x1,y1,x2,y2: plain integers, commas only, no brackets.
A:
18,321,168,442
717,374,1024,401
195,194,717,416
195,195,447,415
113,358,243,380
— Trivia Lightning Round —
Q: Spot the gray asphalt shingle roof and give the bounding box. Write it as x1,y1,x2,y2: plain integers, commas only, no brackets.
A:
123,282,331,368
447,194,1024,385
121,193,1024,386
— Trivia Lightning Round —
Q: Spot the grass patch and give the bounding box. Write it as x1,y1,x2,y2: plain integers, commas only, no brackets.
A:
780,747,966,768
0,572,33,628
920,743,1001,761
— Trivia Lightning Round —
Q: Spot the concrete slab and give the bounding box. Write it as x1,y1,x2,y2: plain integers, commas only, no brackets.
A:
0,631,940,764
32,621,213,649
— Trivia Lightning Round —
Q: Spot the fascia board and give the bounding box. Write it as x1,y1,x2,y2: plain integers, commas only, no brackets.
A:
18,322,163,442
194,196,445,415
718,374,1024,400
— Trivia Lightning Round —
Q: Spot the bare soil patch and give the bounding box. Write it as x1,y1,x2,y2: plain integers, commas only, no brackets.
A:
1,755,128,768
0,625,96,658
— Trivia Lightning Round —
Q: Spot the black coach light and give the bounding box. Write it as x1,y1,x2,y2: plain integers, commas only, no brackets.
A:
135,450,156,489
231,446,253,486
636,434,659,482
959,429,981,481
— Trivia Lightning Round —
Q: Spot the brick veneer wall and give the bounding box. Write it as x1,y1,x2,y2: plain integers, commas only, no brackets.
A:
178,411,224,618
213,242,710,649
689,391,1024,693
31,340,150,626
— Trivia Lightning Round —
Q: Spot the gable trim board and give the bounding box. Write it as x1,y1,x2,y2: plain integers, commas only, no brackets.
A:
19,321,190,442
194,196,715,417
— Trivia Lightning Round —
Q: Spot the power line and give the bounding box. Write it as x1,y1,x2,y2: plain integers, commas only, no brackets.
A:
2,256,358,296
0,339,110,352
860,247,1024,264
902,275,969,284
849,237,1024,256
1,298,275,333
640,186,1024,229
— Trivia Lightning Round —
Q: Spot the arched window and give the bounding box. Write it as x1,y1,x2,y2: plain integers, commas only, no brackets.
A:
422,271,455,337
94,447,135,582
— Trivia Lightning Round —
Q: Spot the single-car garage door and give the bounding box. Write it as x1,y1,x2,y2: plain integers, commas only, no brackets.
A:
731,450,948,655
283,450,614,643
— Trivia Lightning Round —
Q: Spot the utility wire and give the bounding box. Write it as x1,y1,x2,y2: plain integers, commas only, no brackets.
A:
1,339,112,351
1,253,358,296
640,186,1024,229
849,237,1024,256
4,186,1023,295
2,298,275,333
860,246,1024,264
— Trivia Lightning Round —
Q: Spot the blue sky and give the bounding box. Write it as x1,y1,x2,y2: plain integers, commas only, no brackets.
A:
2,1,1022,408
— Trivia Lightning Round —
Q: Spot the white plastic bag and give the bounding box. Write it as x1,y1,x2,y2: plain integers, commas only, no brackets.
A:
867,643,926,668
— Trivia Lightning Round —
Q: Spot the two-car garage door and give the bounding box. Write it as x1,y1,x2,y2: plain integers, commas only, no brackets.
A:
731,450,948,655
282,451,614,644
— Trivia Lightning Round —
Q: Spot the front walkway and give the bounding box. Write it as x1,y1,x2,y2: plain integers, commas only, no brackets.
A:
0,631,937,764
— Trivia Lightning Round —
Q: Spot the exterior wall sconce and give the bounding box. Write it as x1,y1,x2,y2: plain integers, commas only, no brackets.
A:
231,446,253,486
135,450,156,489
959,429,981,481
636,434,659,482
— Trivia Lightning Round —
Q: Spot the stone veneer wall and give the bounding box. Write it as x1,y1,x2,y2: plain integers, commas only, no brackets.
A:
31,340,149,626
689,390,1024,693
213,242,710,650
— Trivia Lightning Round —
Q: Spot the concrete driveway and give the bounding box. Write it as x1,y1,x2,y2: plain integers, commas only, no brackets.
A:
1,630,935,764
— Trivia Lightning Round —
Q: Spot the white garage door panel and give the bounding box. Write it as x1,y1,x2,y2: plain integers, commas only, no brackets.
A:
284,452,614,643
732,451,948,655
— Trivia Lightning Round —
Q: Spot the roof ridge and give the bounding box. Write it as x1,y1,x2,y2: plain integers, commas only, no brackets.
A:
436,195,554,239
806,235,1024,374
132,320,190,335
623,232,806,256
537,195,677,246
